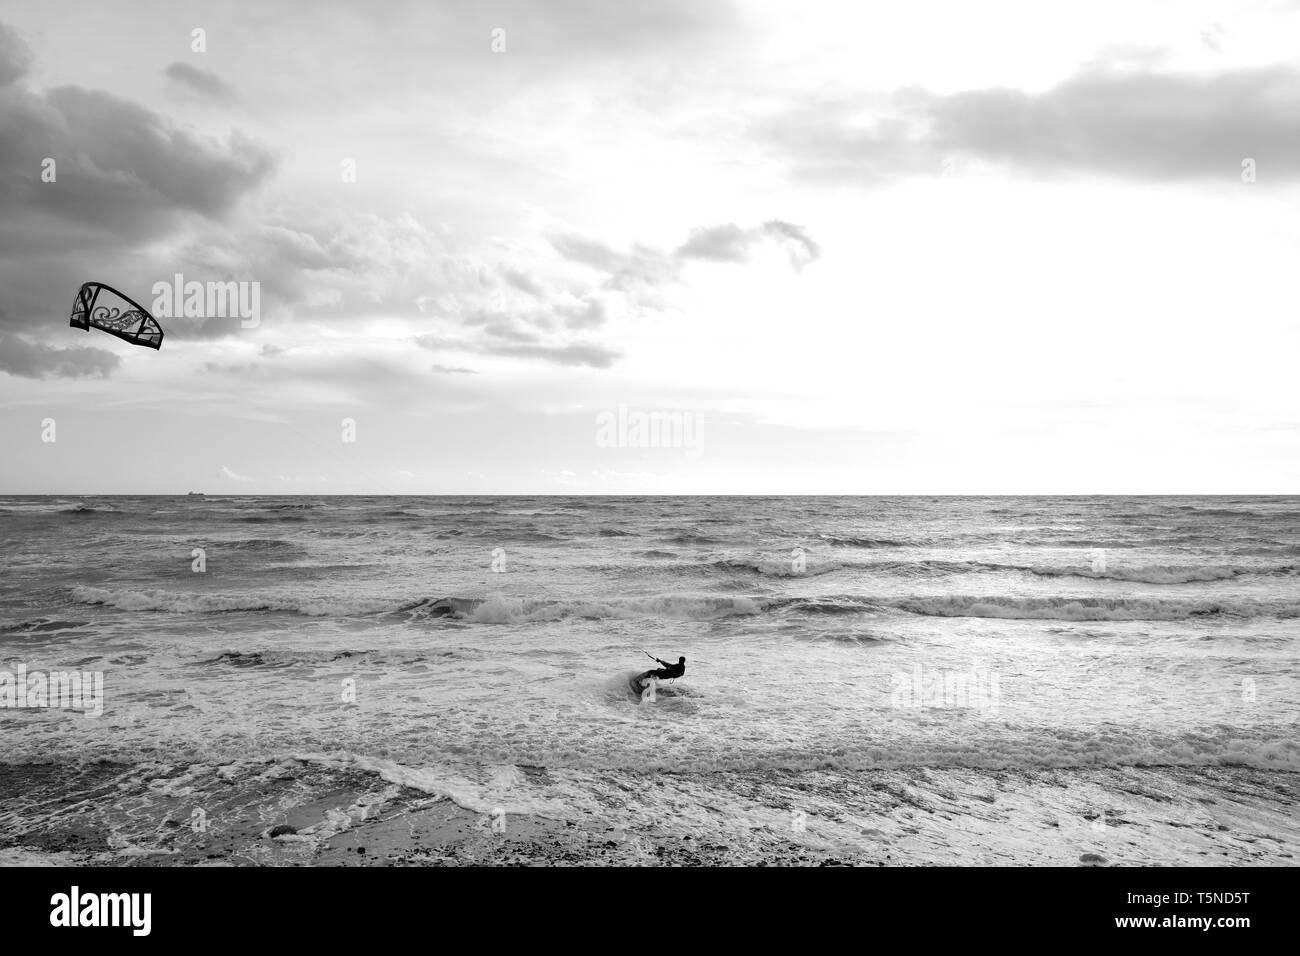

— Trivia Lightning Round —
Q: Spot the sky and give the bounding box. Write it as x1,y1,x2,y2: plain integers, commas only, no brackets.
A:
1,0,1298,494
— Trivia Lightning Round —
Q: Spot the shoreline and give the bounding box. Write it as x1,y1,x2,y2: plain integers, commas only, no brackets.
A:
1,759,1296,867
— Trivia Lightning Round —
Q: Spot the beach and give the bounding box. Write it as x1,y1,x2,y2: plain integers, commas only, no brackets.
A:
1,495,1297,865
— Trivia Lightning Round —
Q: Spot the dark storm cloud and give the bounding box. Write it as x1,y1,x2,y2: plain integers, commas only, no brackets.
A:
164,62,238,102
0,19,275,345
0,334,121,379
27,87,274,225
762,64,1300,183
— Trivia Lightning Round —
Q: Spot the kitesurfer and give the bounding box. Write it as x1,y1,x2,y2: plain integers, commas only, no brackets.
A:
638,655,685,683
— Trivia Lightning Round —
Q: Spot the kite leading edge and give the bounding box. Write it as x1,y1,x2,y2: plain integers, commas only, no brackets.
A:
69,281,164,350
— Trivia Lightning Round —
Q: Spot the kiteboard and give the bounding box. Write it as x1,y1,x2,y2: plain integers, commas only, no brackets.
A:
629,671,657,700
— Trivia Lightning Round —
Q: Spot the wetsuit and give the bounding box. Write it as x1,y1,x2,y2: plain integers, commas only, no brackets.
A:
649,658,685,680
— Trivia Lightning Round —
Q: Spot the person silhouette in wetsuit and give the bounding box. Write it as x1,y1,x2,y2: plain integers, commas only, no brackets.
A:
648,656,685,680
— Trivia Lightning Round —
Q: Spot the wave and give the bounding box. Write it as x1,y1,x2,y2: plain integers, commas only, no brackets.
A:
197,647,466,668
887,595,1300,622
913,560,1294,584
653,554,1295,584
1230,544,1300,557
71,586,762,623
717,556,844,578
377,508,581,520
403,594,763,624
1022,564,1296,584
1174,506,1300,519
245,730,1300,780
775,597,884,615
766,591,1300,621
422,528,569,542
70,585,388,617
217,538,306,554
0,617,91,635
4,725,1298,778
0,502,122,516
817,534,909,548
804,557,1292,584
659,531,723,545
69,580,1300,623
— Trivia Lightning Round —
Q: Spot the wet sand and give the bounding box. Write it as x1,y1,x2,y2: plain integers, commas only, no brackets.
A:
1,759,1296,866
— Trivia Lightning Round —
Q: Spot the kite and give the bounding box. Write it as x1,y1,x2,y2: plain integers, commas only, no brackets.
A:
69,282,164,350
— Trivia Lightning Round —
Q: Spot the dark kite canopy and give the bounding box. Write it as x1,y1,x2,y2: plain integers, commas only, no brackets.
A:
69,282,164,350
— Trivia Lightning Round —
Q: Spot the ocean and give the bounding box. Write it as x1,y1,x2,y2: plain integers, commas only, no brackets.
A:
1,495,1297,865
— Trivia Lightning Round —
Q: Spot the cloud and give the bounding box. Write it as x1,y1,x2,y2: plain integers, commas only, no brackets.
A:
330,0,740,74
501,267,543,296
218,465,255,482
0,16,822,384
550,234,680,298
1201,22,1226,53
559,296,607,330
499,0,737,59
675,223,751,262
554,219,821,289
929,65,1300,181
761,63,1300,183
415,332,618,368
550,234,630,272
482,342,619,368
0,21,32,86
431,364,477,374
2,85,274,235
0,20,276,346
0,335,121,379
164,62,238,102
677,220,820,270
